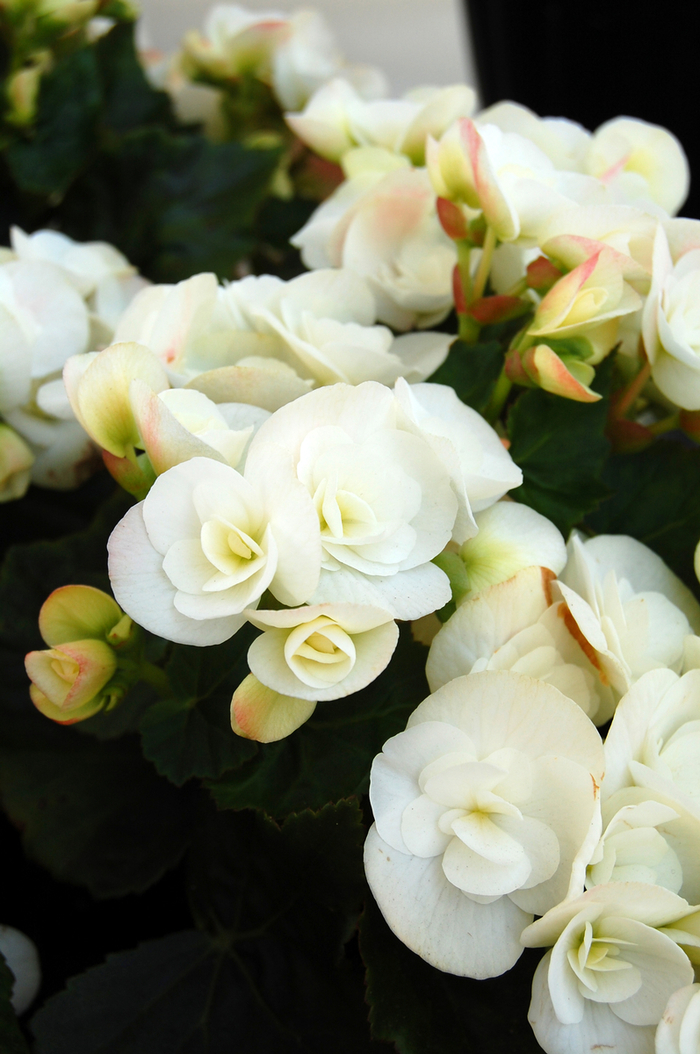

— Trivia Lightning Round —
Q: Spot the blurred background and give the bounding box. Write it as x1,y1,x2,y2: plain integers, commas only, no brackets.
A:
136,0,697,219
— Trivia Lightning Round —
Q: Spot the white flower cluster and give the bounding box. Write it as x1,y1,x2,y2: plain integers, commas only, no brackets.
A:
0,227,146,499
366,522,700,1054
105,378,521,739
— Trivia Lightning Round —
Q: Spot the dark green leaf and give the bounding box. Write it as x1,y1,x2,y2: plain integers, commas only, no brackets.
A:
585,438,700,592
507,363,612,535
0,953,30,1054
5,48,101,195
0,731,195,898
138,628,259,785
427,339,504,412
31,804,375,1053
0,487,132,651
95,22,172,133
207,627,429,816
360,895,543,1054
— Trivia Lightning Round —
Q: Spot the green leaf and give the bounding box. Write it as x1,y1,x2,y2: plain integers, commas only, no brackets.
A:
31,804,376,1053
206,627,429,816
427,339,504,413
138,628,259,786
507,363,612,536
585,438,700,592
360,895,543,1054
0,953,30,1054
5,47,101,195
95,22,172,133
0,732,196,898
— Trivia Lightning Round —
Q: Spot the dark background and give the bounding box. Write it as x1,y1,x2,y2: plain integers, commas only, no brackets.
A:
466,0,699,219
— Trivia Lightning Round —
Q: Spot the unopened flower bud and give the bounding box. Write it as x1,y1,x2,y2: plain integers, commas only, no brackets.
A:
26,638,117,723
0,423,34,503
4,66,42,127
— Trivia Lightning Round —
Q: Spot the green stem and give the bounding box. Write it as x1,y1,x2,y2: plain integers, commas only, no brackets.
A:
456,239,472,305
614,358,651,419
484,367,513,424
139,661,171,698
648,412,680,436
471,225,497,301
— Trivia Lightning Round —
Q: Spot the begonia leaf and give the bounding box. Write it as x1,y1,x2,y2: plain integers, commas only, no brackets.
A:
427,339,504,412
360,895,543,1054
5,48,101,195
30,804,378,1053
139,630,259,786
0,953,30,1054
95,23,172,134
586,438,700,593
507,362,612,535
206,627,429,817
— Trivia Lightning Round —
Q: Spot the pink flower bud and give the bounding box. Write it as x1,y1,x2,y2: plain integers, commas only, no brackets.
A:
25,639,117,723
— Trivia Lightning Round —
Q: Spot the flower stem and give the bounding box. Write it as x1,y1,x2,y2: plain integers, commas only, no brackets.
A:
614,358,651,418
471,225,497,301
139,661,171,698
484,367,513,424
648,412,680,436
457,239,472,305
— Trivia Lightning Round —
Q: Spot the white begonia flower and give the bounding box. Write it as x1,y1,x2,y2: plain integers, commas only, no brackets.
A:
1,410,98,491
602,668,700,811
130,382,268,474
0,924,41,1015
523,883,695,1054
181,6,291,83
457,500,566,598
642,226,700,411
584,117,689,216
426,565,611,722
656,984,700,1054
291,162,457,331
587,786,700,904
0,423,34,502
244,382,456,621
223,269,452,386
537,205,658,287
0,260,89,414
393,380,523,544
365,670,605,978
9,226,147,334
286,76,476,165
107,453,321,646
426,118,606,244
556,534,700,700
243,602,398,702
476,101,591,173
695,542,700,585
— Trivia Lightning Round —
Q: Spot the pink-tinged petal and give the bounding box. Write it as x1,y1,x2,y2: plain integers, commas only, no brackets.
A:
532,251,603,333
130,379,227,474
29,684,105,724
108,503,244,645
523,344,602,402
26,638,116,711
364,824,531,978
38,584,123,646
231,673,316,742
460,119,518,241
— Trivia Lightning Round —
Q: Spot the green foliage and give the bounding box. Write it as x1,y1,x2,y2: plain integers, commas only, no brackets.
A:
31,803,377,1054
360,896,543,1054
427,339,504,413
507,363,612,536
207,627,429,817
138,630,259,786
0,953,30,1054
586,438,700,592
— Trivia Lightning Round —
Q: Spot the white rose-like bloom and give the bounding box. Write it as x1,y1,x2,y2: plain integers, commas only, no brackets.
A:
584,117,689,216
457,500,566,598
365,669,605,978
586,786,700,903
246,382,457,620
524,883,694,1054
426,566,610,722
656,984,700,1054
476,100,591,173
643,226,700,410
107,454,321,645
602,669,700,810
393,380,523,543
291,161,457,330
286,76,476,165
556,534,700,700
244,602,398,701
